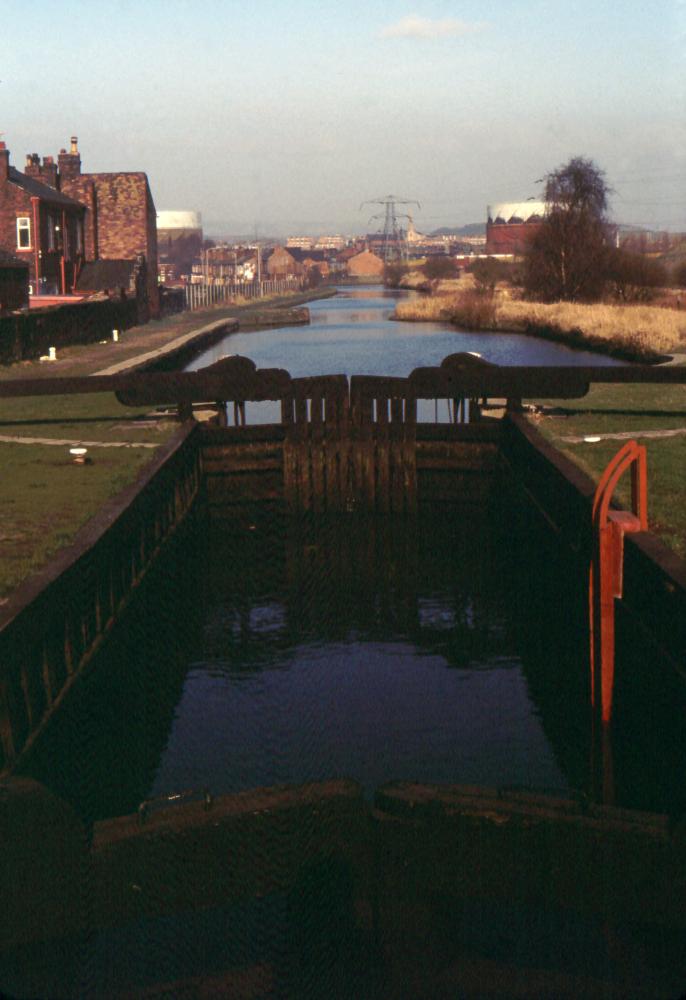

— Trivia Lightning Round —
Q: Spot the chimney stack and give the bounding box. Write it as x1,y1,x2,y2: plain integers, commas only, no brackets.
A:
22,152,58,188
58,136,81,181
41,155,58,189
0,141,10,184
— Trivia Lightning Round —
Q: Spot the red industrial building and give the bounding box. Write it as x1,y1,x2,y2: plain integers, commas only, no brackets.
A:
486,201,547,254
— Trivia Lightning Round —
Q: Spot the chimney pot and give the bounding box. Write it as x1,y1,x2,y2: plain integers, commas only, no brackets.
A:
70,136,78,153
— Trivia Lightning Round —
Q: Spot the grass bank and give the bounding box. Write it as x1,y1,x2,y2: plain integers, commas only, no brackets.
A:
529,380,686,560
393,293,686,362
0,288,335,597
0,439,158,599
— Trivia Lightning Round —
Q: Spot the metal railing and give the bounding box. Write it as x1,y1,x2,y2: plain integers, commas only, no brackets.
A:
184,277,304,310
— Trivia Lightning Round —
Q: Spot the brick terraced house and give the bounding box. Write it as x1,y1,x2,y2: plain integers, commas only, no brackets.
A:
0,141,86,298
0,137,159,317
346,248,384,279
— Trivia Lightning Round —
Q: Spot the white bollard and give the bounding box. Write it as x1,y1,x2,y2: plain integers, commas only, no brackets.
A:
48,346,57,361
112,329,119,342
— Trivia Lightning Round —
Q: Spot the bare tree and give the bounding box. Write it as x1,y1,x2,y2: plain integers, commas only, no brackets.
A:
523,157,612,301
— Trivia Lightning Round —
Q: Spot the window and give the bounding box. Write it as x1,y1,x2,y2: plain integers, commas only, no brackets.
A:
46,211,62,252
16,217,31,250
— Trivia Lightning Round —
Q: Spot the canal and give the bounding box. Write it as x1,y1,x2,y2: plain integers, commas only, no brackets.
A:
21,285,658,826
185,285,624,423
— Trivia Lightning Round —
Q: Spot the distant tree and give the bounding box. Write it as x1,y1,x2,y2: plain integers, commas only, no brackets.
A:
469,257,510,294
384,263,409,288
671,261,686,288
423,256,458,281
522,156,612,302
305,265,322,289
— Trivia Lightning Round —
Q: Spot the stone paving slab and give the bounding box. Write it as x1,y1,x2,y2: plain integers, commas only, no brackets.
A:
94,317,238,376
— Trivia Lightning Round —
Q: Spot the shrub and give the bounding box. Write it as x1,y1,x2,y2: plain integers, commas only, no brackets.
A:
469,257,511,293
671,261,686,289
445,289,498,330
384,263,409,288
423,256,458,281
605,249,667,303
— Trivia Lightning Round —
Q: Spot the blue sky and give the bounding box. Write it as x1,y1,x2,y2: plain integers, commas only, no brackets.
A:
2,0,684,236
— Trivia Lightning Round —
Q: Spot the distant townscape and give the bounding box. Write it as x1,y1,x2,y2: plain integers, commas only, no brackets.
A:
1,134,684,321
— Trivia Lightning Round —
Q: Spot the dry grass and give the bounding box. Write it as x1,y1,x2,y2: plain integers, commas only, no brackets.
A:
499,300,686,357
394,296,456,321
393,293,686,360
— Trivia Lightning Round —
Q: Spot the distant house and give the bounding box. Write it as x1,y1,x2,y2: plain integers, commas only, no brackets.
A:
190,247,258,285
346,249,384,279
288,247,331,280
266,246,303,279
0,136,159,318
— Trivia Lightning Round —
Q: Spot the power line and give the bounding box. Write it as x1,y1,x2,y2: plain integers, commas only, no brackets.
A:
360,194,421,264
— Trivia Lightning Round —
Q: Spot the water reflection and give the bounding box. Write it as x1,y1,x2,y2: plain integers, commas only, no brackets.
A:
187,285,628,378
186,285,627,425
148,510,569,802
19,494,685,826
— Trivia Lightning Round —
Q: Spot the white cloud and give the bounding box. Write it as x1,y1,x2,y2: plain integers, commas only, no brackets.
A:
380,15,484,40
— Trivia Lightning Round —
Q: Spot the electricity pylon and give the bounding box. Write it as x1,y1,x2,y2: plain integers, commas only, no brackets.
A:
360,194,421,264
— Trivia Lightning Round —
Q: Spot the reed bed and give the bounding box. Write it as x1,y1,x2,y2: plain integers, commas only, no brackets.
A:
393,293,686,360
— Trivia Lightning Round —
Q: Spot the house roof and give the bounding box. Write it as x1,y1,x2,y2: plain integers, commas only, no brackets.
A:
287,247,330,263
487,201,547,224
8,167,85,209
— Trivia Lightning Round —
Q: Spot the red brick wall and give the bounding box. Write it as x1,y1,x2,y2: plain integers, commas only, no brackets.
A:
485,222,541,255
347,250,384,277
0,176,36,281
267,247,304,278
61,172,159,316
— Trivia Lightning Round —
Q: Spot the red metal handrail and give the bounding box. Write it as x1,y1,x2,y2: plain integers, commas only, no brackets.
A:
589,440,648,726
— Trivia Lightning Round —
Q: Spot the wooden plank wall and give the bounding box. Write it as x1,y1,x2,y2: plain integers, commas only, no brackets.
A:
201,374,503,517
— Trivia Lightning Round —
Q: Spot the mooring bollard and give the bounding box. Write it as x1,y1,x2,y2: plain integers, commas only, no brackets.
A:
69,447,90,465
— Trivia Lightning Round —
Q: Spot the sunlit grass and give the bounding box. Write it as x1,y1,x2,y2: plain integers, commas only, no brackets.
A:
0,442,155,598
532,381,686,559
